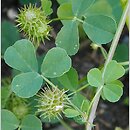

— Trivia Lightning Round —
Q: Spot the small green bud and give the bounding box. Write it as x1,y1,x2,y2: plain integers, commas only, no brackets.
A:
12,104,29,120
37,87,69,121
6,93,29,120
16,4,51,47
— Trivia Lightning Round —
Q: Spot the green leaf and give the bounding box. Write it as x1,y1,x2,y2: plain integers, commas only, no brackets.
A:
41,0,53,16
2,109,19,130
73,116,85,124
56,21,79,55
72,93,89,112
19,0,39,5
12,72,43,98
101,80,123,101
57,0,70,4
21,115,42,130
103,60,125,83
83,15,117,44
57,3,74,24
63,108,80,118
1,86,12,108
107,0,123,24
87,68,103,87
1,21,20,55
4,39,38,73
57,67,78,91
41,47,71,78
71,0,95,16
85,0,112,16
103,82,123,102
113,44,129,62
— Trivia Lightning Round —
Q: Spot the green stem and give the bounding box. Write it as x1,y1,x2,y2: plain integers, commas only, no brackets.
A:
59,119,73,130
119,61,129,66
99,45,108,60
40,75,56,88
125,67,129,73
68,83,89,96
49,17,74,23
86,2,129,130
49,17,84,23
86,85,103,116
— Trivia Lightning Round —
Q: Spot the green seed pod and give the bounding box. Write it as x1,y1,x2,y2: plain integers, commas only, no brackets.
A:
16,4,51,47
37,87,69,121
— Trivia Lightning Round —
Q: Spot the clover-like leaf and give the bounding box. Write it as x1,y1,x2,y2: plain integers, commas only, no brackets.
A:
85,0,112,16
41,0,53,16
2,109,20,130
87,68,103,87
12,72,43,98
1,21,20,55
4,39,38,72
113,44,129,62
57,67,78,91
83,15,117,44
56,21,79,55
71,0,95,17
103,60,125,83
41,47,71,78
103,82,123,102
63,108,80,118
57,3,74,24
21,115,42,130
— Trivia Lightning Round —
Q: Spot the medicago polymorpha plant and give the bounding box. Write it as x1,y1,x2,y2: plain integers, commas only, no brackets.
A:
2,0,129,130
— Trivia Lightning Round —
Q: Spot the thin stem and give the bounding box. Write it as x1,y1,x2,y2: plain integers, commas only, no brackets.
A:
119,61,129,66
49,17,74,23
40,75,56,88
125,67,129,73
99,45,108,60
86,2,129,130
68,83,89,96
59,119,73,130
86,86,103,116
49,17,84,23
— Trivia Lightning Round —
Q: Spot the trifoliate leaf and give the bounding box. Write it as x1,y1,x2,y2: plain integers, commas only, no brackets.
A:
4,39,38,72
83,15,117,44
56,21,79,55
21,115,42,130
1,109,19,130
87,68,103,87
103,60,125,83
12,72,43,98
103,82,123,102
41,47,71,78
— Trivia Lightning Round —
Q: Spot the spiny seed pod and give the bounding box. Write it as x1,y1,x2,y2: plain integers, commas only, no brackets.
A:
36,87,69,121
16,4,51,47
